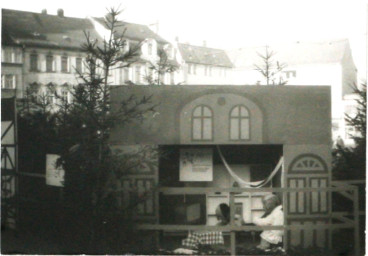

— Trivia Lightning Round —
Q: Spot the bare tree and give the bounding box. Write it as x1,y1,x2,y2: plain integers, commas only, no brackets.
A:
253,46,287,86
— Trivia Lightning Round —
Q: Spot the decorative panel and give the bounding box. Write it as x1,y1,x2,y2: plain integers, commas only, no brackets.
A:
287,178,306,214
289,154,328,174
310,178,329,214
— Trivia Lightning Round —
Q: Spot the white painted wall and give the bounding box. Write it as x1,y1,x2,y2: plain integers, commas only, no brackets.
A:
181,62,232,85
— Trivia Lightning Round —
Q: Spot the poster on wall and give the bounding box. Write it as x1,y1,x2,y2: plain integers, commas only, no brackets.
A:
46,154,65,187
180,148,213,181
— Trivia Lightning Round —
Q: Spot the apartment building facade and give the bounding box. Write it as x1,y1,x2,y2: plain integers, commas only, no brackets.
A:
175,42,233,85
1,8,179,102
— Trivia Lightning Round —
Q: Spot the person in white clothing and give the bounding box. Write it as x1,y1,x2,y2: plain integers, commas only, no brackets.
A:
253,194,284,250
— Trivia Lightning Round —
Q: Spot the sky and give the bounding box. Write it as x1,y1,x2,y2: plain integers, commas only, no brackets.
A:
1,0,368,81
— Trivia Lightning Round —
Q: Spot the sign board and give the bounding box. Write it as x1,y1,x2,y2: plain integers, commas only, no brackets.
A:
46,154,65,187
180,148,213,181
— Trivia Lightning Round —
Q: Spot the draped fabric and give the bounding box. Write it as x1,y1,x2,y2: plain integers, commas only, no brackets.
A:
216,146,283,188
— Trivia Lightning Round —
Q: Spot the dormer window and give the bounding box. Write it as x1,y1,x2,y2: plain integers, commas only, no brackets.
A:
121,39,130,54
143,39,156,57
164,44,174,59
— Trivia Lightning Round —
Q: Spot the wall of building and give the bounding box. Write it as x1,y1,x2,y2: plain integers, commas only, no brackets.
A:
23,47,85,86
182,63,232,85
1,64,23,98
109,85,331,146
283,144,331,248
111,62,179,86
1,46,24,98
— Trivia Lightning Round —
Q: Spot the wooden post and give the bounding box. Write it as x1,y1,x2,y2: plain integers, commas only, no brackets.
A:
353,188,360,256
230,192,236,256
282,176,288,252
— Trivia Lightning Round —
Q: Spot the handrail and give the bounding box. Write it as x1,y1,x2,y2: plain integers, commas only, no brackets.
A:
332,179,366,185
135,186,360,256
137,223,354,232
156,186,357,194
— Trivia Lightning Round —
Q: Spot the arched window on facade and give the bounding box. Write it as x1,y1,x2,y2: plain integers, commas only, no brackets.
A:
192,105,213,141
230,105,250,140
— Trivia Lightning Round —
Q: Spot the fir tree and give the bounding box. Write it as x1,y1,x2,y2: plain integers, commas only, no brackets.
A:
332,83,366,180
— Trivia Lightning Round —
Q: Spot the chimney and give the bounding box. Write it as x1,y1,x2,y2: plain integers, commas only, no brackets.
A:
155,20,159,34
41,9,47,14
203,40,207,47
57,9,64,17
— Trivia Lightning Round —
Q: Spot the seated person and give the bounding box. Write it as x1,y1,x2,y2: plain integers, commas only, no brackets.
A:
253,194,284,250
180,203,230,251
215,203,230,225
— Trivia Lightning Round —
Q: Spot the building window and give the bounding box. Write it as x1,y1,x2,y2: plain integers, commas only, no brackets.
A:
204,66,208,76
76,57,82,74
124,68,130,82
46,54,54,72
61,89,69,103
193,64,197,75
284,70,296,79
135,66,141,83
3,49,12,63
209,66,212,76
2,48,21,63
14,48,22,63
30,53,38,71
1,74,16,89
170,72,175,85
188,64,192,74
230,105,250,140
61,55,69,72
345,126,356,140
192,105,213,140
148,42,153,55
46,92,55,105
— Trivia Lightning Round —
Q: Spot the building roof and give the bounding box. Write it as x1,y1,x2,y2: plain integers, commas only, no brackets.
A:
2,8,168,50
93,17,168,44
177,43,233,68
2,8,101,50
226,39,352,69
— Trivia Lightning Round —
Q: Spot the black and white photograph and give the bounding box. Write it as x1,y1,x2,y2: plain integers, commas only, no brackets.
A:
0,0,366,255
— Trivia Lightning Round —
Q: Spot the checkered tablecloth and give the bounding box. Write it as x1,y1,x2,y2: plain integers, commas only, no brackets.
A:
182,231,224,249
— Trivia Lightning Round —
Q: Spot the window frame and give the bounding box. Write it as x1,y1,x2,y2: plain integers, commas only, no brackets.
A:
135,65,141,83
147,42,153,55
188,64,192,74
30,53,39,72
46,54,54,72
1,74,16,89
75,57,83,74
124,67,130,82
229,105,251,141
61,55,69,73
191,105,214,141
